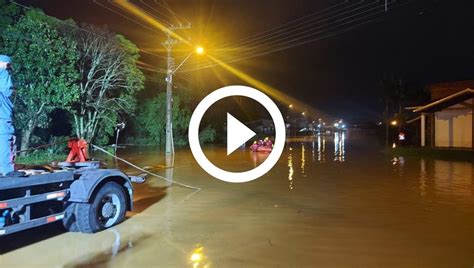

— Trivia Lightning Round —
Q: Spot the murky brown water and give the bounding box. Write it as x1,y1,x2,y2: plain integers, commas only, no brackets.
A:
1,134,473,267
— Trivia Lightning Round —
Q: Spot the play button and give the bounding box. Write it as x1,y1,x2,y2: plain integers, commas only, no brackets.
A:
227,113,256,155
188,85,286,183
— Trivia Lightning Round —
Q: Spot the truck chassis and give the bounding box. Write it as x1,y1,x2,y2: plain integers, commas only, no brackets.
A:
0,162,142,235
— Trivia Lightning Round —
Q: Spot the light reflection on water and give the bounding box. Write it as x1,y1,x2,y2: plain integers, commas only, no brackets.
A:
431,160,474,201
317,134,326,162
301,144,306,177
334,132,345,162
288,152,294,190
189,245,210,268
287,133,346,189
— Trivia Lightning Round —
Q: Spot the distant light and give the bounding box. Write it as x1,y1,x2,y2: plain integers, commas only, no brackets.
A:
317,124,322,128
341,124,346,128
392,142,397,148
301,112,306,116
288,104,293,108
195,46,204,54
391,120,398,126
334,123,339,127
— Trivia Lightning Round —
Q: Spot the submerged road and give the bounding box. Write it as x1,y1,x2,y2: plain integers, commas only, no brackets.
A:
1,134,473,267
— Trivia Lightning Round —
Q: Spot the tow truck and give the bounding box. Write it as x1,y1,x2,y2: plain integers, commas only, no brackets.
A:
0,139,145,235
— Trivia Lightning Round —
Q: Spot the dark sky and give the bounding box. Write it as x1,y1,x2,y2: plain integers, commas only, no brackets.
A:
16,0,474,122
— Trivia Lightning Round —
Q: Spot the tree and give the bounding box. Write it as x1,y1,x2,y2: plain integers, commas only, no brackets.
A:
0,0,22,41
134,93,190,146
69,24,144,144
133,92,216,146
1,10,79,151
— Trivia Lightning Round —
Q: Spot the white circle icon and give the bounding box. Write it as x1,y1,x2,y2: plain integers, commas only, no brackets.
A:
188,85,286,183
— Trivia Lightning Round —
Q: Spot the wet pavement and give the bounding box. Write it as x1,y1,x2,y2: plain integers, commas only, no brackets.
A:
1,134,474,267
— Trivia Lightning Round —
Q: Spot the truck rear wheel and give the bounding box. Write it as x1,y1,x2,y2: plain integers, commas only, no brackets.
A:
75,182,127,233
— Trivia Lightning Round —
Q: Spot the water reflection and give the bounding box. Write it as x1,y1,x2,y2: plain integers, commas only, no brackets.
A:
301,144,306,177
317,134,326,163
288,152,294,190
190,245,210,268
391,156,405,177
432,160,474,200
251,151,267,168
419,159,427,197
333,132,345,162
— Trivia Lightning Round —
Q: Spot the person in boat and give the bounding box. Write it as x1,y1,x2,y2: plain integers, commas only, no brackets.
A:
264,137,273,147
250,141,258,152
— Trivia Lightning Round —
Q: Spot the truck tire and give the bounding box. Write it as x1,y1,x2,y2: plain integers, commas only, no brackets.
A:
63,202,79,232
75,182,127,233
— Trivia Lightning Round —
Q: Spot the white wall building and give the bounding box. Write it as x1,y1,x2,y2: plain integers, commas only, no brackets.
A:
411,83,473,150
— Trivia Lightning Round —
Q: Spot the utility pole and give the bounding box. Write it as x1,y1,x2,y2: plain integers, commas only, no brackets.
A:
162,24,191,155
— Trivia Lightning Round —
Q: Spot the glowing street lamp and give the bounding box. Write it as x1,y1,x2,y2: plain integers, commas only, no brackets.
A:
195,46,204,55
391,120,398,126
172,46,205,74
288,104,293,108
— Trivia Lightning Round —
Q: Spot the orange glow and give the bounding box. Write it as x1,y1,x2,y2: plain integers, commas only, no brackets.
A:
113,0,190,45
207,55,326,119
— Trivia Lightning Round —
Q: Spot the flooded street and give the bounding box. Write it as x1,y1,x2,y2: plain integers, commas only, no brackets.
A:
1,134,474,267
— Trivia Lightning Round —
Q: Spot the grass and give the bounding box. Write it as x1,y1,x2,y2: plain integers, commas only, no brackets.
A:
16,151,68,165
386,146,474,162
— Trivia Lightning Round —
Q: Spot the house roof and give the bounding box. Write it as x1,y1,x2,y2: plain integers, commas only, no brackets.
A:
413,88,473,113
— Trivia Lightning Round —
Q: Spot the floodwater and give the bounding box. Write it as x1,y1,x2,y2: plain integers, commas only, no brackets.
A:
1,133,474,267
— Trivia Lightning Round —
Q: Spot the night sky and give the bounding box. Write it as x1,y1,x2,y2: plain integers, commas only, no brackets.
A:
15,0,474,122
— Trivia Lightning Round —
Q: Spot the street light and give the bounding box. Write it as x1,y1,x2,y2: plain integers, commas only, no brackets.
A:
172,47,205,75
195,46,204,55
391,120,398,126
288,104,293,108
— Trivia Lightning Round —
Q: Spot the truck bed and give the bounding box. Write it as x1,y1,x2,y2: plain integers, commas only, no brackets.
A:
0,171,74,191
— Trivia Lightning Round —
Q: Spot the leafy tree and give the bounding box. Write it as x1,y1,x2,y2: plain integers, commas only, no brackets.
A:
134,93,190,146
68,24,144,144
1,10,79,151
133,92,216,146
0,0,22,42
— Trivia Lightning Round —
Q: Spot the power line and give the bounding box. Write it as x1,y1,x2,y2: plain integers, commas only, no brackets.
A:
93,0,164,35
181,0,412,73
155,0,191,25
227,1,372,49
139,48,167,59
183,0,373,68
138,0,179,26
183,0,385,68
219,0,354,48
185,0,405,69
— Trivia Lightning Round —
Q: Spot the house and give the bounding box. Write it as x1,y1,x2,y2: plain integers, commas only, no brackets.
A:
408,81,473,149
